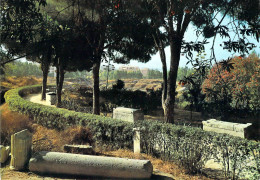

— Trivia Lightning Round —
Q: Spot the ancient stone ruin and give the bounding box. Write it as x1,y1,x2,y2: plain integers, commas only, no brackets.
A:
202,119,252,138
0,145,10,163
63,144,95,155
113,107,144,123
133,128,141,154
29,151,153,179
10,129,32,170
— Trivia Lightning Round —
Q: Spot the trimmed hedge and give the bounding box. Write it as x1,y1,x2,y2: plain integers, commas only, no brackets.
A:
4,85,260,179
4,85,134,149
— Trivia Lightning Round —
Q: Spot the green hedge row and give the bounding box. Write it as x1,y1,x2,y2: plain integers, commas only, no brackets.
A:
4,85,134,149
4,85,260,179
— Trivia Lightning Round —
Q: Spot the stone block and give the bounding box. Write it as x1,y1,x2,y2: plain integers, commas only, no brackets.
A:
29,151,153,179
46,92,56,105
133,128,141,154
202,119,252,138
63,145,95,155
113,107,144,123
0,145,10,163
10,129,32,170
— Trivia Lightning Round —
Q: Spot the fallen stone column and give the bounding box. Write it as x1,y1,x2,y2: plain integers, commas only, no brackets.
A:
29,151,153,179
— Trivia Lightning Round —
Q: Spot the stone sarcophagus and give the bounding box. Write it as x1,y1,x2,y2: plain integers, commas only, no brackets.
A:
202,119,252,139
113,107,144,123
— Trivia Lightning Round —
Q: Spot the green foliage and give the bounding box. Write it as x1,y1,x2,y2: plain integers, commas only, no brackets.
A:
3,61,42,77
177,67,193,81
112,79,125,90
64,70,91,79
180,51,210,112
147,69,162,79
5,85,260,177
100,88,161,114
101,70,144,80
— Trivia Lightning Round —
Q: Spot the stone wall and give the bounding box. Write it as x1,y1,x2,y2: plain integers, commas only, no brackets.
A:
202,119,252,138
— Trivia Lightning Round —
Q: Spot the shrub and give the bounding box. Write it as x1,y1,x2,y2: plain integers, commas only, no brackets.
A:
4,85,260,177
4,85,134,149
112,79,125,90
202,53,260,119
100,88,161,113
63,126,94,146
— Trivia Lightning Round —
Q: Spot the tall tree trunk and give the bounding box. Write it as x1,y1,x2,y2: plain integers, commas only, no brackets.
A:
56,64,59,92
56,60,64,107
164,35,182,123
159,48,167,114
41,63,49,100
152,30,168,113
92,61,101,115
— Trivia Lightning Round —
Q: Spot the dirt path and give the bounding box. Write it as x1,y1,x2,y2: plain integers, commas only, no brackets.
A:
24,94,54,107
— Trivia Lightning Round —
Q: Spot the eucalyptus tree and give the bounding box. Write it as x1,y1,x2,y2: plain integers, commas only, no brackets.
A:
134,0,259,123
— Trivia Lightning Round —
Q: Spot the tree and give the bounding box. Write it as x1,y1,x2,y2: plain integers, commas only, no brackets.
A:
180,51,209,119
134,0,259,123
45,0,156,114
1,0,56,100
202,53,260,118
102,59,115,89
147,69,162,79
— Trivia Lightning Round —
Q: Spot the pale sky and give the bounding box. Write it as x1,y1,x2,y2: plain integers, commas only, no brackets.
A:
109,23,260,70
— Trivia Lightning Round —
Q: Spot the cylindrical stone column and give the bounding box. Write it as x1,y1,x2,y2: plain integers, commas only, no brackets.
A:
29,151,153,179
10,129,32,170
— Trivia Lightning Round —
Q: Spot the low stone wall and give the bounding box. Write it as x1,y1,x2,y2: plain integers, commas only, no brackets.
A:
202,119,252,138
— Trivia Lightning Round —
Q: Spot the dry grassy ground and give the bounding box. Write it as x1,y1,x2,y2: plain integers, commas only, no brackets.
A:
1,76,42,89
0,104,211,180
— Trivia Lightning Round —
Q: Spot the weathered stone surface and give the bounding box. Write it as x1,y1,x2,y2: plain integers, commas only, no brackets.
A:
10,129,32,170
46,92,56,105
202,119,252,138
113,107,144,123
63,145,95,155
29,151,153,179
0,145,10,163
133,128,141,154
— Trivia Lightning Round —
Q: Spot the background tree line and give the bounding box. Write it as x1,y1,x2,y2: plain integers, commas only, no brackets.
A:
99,67,193,80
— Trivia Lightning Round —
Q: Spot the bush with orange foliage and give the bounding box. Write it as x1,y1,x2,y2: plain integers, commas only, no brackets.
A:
202,53,260,117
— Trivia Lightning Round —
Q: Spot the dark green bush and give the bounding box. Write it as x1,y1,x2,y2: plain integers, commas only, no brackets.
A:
4,85,260,178
100,88,161,113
